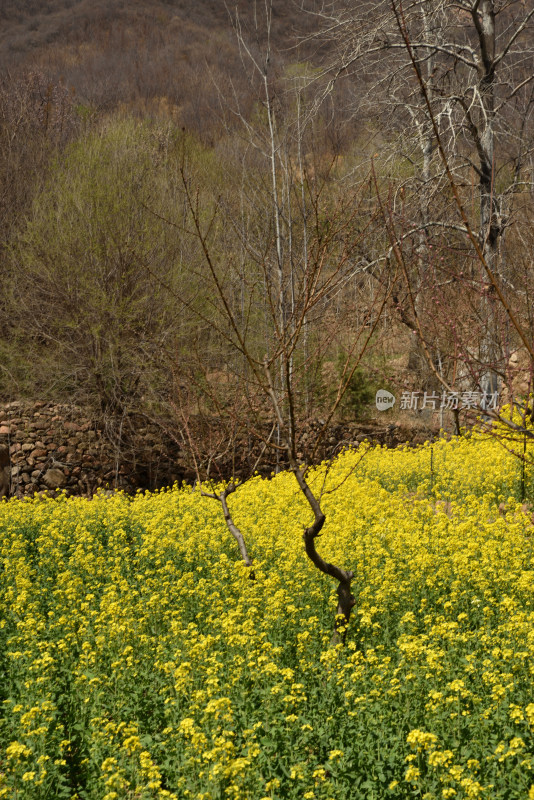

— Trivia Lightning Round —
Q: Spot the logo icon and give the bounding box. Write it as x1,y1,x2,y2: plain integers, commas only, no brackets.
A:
375,389,396,411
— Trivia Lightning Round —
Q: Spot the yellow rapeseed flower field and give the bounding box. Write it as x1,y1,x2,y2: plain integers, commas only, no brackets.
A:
0,430,533,799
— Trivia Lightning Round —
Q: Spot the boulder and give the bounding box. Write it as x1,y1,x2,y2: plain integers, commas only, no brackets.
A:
43,468,67,489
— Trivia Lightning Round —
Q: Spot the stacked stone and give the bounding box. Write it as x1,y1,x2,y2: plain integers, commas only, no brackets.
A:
0,401,438,499
0,401,134,498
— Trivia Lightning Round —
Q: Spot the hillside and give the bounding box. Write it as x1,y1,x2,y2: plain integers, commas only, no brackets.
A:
0,0,329,134
1,0,533,456
0,0,314,55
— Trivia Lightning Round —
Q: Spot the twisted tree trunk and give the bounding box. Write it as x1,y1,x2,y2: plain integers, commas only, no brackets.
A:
294,465,355,645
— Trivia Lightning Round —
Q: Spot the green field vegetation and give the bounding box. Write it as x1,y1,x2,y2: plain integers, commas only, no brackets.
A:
1,432,534,799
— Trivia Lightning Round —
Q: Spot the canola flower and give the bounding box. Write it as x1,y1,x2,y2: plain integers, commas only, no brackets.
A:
0,431,533,798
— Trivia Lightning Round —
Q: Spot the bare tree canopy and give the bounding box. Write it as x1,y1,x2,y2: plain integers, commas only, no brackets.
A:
311,1,534,423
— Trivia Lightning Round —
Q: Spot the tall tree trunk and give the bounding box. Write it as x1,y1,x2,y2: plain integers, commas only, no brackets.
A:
473,1,503,401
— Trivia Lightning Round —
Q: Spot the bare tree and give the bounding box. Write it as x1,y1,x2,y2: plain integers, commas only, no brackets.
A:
157,6,394,642
0,71,78,393
173,166,390,641
337,1,534,477
315,0,534,399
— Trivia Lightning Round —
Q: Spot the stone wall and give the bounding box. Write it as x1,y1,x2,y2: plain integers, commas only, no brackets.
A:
0,401,183,498
0,401,438,499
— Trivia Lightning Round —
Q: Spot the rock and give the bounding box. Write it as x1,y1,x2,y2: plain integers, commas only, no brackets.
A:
43,468,67,489
64,422,81,432
0,426,10,435
31,449,48,459
0,445,10,498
